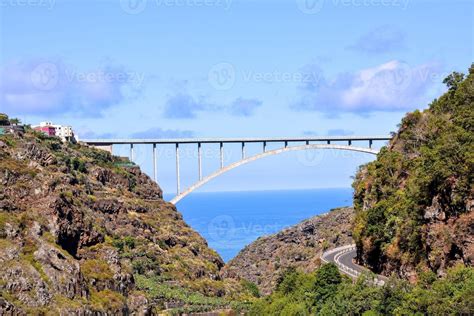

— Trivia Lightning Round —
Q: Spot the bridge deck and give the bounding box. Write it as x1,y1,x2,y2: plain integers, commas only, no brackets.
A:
81,135,391,145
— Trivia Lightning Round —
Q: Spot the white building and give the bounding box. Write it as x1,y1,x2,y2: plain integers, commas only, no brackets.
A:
36,121,75,142
53,125,74,141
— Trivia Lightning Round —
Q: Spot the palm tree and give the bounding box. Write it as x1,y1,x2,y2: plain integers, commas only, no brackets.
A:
9,118,21,125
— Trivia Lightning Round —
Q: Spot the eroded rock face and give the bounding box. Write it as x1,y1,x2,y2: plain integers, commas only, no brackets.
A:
0,131,225,314
2,264,52,307
16,143,57,166
425,208,474,276
34,241,88,299
223,207,354,295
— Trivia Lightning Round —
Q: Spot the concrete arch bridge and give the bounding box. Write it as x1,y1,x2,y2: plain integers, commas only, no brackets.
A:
82,136,390,204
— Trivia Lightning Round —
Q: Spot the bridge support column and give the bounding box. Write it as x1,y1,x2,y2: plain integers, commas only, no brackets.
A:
284,141,288,148
198,143,202,181
130,144,134,162
306,140,309,145
263,141,267,152
220,142,224,169
369,140,373,148
327,140,331,145
242,142,246,159
176,143,180,195
153,144,157,182
348,140,352,146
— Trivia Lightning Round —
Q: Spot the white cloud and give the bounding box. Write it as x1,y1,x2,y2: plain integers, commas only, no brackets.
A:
293,60,443,113
0,59,142,117
162,93,263,118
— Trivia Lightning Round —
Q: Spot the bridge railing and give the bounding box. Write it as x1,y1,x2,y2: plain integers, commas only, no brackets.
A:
322,244,385,286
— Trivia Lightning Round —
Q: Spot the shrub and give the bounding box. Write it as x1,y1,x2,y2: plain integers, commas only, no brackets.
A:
240,279,260,298
90,289,126,312
81,259,113,281
71,157,87,173
132,257,160,275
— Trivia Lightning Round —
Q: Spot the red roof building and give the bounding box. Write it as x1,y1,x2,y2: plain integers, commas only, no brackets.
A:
34,125,56,136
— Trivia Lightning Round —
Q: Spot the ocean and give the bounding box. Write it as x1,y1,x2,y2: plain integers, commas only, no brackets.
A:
164,188,353,262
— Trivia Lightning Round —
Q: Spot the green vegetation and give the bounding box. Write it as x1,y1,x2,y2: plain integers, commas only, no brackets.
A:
21,239,50,284
135,274,231,314
352,65,474,272
132,256,161,275
0,134,17,147
90,289,126,312
250,263,474,315
0,113,9,125
81,259,114,281
9,118,21,125
241,279,261,298
71,157,88,173
0,113,22,125
112,235,136,251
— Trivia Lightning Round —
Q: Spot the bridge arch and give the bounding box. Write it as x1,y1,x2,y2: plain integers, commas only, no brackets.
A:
170,144,378,204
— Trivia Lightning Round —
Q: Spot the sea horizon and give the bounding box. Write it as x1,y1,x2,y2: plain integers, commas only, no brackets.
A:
165,188,354,262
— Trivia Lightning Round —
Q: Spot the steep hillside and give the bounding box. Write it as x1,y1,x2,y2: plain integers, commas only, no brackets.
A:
223,207,354,295
353,66,474,280
0,127,249,314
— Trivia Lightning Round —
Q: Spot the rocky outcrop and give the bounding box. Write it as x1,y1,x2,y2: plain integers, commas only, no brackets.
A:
222,207,354,295
352,67,474,281
424,209,474,274
0,130,233,314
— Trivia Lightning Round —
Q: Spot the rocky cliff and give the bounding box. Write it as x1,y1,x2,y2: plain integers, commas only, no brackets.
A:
0,128,247,314
222,207,354,295
352,66,474,281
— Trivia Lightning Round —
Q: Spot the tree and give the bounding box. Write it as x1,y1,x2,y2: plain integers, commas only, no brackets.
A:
0,113,9,125
9,118,21,125
443,71,464,91
275,267,301,295
312,263,342,308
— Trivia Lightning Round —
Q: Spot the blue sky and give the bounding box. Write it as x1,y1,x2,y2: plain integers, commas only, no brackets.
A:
1,0,473,196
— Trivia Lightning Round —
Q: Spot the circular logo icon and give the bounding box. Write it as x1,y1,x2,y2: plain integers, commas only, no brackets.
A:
296,0,325,14
208,215,235,243
208,62,236,91
120,0,147,14
30,62,59,91
296,147,325,167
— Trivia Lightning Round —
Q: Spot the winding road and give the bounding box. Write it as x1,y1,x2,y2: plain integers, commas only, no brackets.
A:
321,244,387,286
